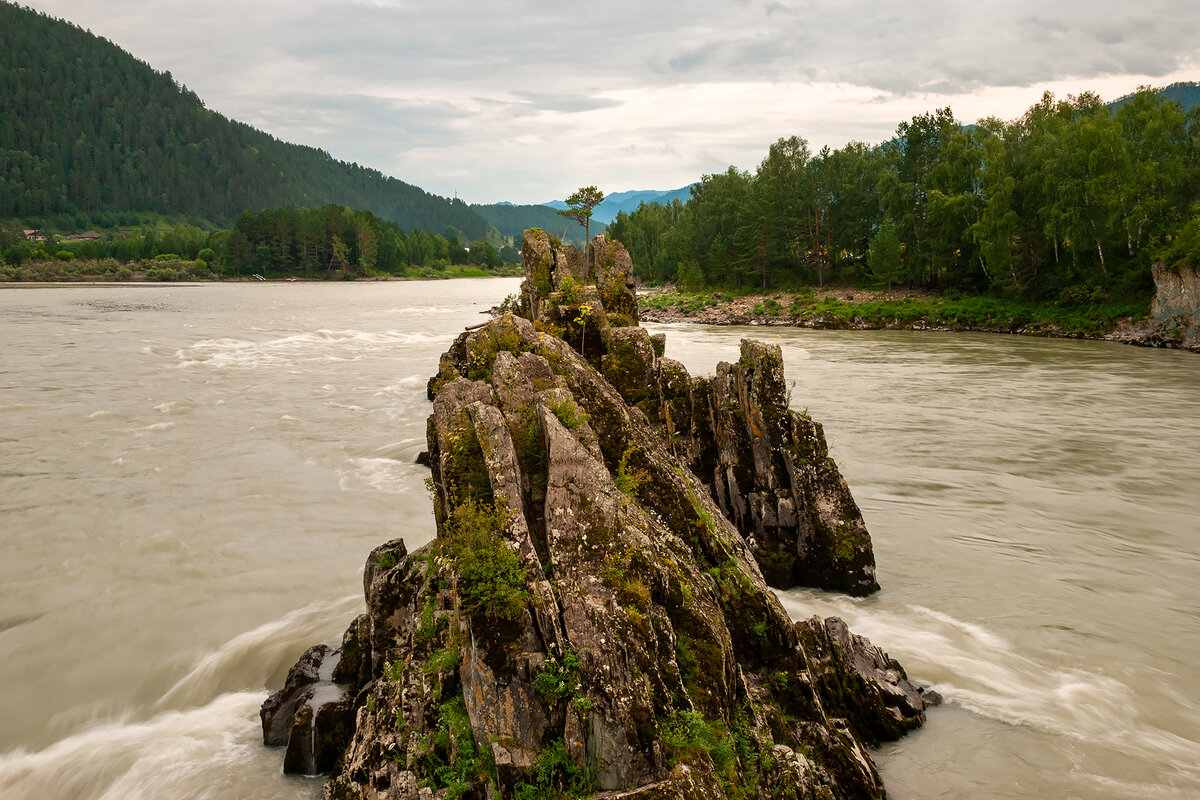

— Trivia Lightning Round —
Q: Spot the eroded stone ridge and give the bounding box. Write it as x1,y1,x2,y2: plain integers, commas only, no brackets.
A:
509,228,878,596
261,230,927,799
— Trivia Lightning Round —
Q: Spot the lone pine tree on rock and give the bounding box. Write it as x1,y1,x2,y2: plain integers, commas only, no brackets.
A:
556,186,605,244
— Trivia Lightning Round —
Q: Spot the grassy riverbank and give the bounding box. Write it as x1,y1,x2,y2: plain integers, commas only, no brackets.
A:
640,287,1152,338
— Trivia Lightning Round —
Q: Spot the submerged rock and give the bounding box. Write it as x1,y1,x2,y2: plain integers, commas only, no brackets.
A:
262,229,931,798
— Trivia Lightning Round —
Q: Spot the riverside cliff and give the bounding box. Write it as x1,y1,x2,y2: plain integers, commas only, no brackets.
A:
261,229,932,799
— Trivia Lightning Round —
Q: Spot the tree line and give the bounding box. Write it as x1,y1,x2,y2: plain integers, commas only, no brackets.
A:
608,88,1200,301
0,205,517,278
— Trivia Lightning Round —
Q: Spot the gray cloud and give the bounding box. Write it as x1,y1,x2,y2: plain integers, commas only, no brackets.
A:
21,0,1200,202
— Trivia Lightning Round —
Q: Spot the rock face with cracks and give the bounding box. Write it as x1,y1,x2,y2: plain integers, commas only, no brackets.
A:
262,229,930,799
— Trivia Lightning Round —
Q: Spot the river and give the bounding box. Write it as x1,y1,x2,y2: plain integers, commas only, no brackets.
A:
0,279,1196,799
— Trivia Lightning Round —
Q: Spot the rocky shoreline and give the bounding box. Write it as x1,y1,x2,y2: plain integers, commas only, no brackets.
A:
261,230,935,799
639,267,1200,354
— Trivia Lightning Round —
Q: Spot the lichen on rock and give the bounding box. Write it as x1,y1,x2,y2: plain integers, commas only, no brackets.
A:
261,230,931,799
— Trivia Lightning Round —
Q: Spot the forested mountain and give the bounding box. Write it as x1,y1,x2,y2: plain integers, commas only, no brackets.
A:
1109,82,1200,113
609,88,1200,301
471,202,606,245
0,2,491,237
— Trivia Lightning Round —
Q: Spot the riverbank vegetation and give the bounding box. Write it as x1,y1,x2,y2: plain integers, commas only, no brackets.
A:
641,287,1150,338
0,205,521,281
610,88,1200,314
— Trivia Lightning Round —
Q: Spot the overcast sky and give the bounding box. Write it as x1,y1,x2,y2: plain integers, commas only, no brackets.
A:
25,0,1200,205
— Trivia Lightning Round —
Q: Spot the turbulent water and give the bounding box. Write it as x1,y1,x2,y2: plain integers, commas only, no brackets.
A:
1,280,1197,799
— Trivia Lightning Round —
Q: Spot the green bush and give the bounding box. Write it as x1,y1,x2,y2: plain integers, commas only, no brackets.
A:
439,499,529,622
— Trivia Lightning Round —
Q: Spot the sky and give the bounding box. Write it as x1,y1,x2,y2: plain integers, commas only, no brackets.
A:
24,0,1200,205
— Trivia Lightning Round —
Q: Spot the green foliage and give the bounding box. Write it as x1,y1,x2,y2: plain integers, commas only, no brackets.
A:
414,594,448,645
752,298,782,316
513,740,596,800
533,646,582,704
867,220,902,287
424,646,460,676
615,86,1200,307
655,289,1150,337
510,405,549,494
662,709,759,799
1159,212,1200,271
557,274,582,303
425,695,495,799
556,186,605,243
615,445,649,498
377,551,399,571
548,397,590,431
439,499,530,623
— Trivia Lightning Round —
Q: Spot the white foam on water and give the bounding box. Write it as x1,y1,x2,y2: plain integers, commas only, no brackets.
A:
384,306,459,315
780,592,1200,788
338,457,421,495
375,374,428,396
133,421,175,436
152,401,190,415
156,595,361,710
173,329,437,370
0,692,318,800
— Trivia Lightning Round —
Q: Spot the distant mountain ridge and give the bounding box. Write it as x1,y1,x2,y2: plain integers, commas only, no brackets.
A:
470,202,605,246
542,187,694,225
1108,81,1200,112
0,2,491,237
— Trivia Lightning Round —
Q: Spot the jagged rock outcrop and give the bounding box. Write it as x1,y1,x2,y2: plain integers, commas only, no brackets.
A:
1147,262,1200,351
262,229,929,799
1104,262,1200,352
507,229,878,595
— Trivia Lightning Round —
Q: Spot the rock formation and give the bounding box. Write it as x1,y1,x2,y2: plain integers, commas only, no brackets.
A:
262,229,931,799
1103,262,1200,352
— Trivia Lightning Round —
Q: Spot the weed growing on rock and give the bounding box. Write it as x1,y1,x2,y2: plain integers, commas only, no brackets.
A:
424,695,495,799
615,445,649,498
548,397,589,431
533,645,582,705
414,594,440,644
513,740,596,800
557,274,582,304
424,645,459,676
439,499,530,623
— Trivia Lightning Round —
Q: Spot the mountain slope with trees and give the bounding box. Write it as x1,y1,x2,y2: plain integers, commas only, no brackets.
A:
470,202,606,245
0,2,491,237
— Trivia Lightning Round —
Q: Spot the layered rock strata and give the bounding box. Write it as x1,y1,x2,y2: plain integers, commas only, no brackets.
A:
262,230,930,799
